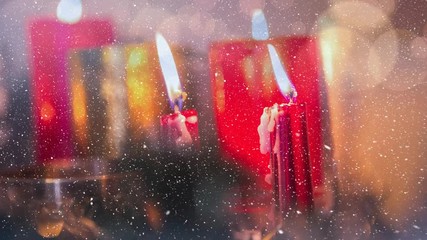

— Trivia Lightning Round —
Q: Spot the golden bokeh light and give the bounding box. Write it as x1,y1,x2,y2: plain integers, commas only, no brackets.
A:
329,1,389,33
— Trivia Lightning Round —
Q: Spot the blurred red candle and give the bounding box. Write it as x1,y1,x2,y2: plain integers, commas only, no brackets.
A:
28,19,114,164
156,33,199,151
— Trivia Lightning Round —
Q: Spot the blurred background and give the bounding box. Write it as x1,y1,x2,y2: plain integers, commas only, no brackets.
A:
0,0,426,239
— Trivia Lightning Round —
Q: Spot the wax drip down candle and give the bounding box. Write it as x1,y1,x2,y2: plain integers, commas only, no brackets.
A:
258,44,314,218
155,33,199,151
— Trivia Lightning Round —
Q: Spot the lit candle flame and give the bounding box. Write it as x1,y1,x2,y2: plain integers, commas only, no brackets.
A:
251,9,269,40
267,44,297,102
155,32,184,112
56,0,82,24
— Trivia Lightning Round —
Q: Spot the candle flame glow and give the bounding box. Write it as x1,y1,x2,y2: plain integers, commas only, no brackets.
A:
251,9,269,40
267,44,297,101
155,32,184,111
40,101,55,122
56,0,82,24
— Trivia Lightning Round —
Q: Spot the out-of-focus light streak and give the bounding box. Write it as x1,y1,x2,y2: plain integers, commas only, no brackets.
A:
319,33,336,85
71,81,88,146
213,68,225,113
69,51,88,150
125,46,159,134
101,47,128,159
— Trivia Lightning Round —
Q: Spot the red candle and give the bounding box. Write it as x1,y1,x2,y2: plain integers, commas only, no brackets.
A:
210,37,323,190
160,109,200,151
257,41,315,216
29,19,114,164
271,103,313,215
156,33,199,151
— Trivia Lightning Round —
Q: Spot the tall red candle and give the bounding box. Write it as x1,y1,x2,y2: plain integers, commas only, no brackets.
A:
271,103,313,215
210,37,323,190
29,19,114,164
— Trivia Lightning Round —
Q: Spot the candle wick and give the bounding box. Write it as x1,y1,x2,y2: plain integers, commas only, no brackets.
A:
172,91,187,113
288,88,297,104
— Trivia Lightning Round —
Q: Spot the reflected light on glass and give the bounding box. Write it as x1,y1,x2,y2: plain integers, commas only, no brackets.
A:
36,208,64,238
213,68,225,113
261,54,276,99
319,30,336,84
125,45,161,140
71,81,88,146
126,49,151,128
330,1,388,33
36,179,64,238
318,27,355,87
56,0,83,24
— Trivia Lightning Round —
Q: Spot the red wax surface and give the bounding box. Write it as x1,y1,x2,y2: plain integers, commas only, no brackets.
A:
29,19,114,164
209,37,323,188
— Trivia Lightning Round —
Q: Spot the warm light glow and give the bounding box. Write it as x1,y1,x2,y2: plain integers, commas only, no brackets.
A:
71,82,87,127
125,46,160,137
242,56,259,98
214,68,225,113
145,201,163,231
330,1,389,33
318,27,355,86
127,77,145,107
319,31,336,84
71,80,88,145
267,44,296,98
261,51,276,99
128,49,145,68
101,46,128,159
36,216,64,238
40,101,55,122
155,32,183,109
318,1,395,89
56,0,82,24
243,56,256,81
